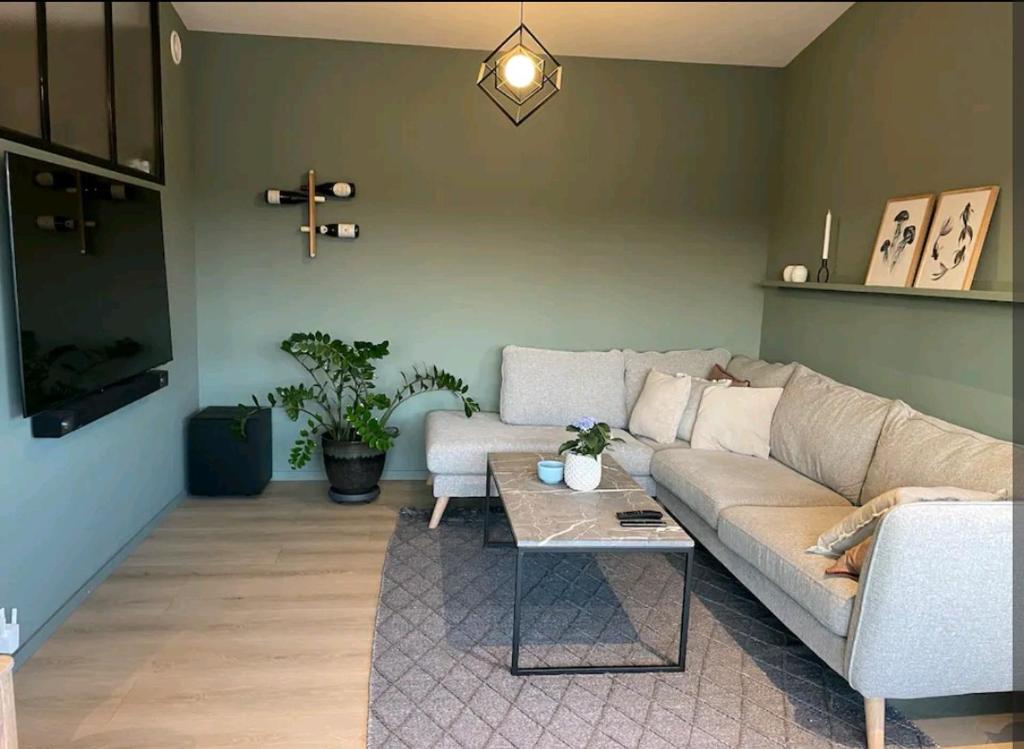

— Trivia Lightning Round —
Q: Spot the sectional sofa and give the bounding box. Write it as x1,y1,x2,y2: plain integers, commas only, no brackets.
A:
424,345,1014,749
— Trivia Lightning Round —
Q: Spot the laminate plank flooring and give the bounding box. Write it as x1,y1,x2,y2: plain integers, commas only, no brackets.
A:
14,480,430,749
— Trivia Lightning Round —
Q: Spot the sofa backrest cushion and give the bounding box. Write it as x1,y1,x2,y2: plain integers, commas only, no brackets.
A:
771,365,891,504
500,345,627,427
726,355,797,389
624,348,731,415
860,401,1015,502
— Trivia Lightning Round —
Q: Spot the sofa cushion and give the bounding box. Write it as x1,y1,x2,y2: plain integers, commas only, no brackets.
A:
628,370,692,444
860,401,1015,502
690,386,783,460
718,505,860,637
726,355,797,388
500,346,627,428
624,348,731,415
677,378,730,441
426,411,657,476
808,485,1007,557
651,448,849,529
771,365,892,503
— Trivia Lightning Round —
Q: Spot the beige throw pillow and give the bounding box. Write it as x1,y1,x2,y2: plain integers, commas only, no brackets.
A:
690,386,783,459
628,370,692,444
807,485,1007,557
677,378,730,442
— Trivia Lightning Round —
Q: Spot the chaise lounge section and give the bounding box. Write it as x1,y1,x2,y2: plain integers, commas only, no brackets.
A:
425,345,1015,748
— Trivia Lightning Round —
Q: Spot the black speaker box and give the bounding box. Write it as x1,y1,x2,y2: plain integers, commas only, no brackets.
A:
188,406,272,496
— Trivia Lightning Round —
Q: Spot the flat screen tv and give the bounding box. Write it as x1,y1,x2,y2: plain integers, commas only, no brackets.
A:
5,152,172,416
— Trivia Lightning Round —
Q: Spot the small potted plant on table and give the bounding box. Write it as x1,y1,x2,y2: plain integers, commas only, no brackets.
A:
558,417,622,491
238,333,478,503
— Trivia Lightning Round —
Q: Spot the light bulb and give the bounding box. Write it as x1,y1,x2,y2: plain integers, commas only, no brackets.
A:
502,53,536,88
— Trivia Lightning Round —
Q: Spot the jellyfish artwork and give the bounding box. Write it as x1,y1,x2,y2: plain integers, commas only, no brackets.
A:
880,209,915,271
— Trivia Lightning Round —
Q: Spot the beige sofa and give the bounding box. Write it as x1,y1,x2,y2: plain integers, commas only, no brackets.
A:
425,345,1015,748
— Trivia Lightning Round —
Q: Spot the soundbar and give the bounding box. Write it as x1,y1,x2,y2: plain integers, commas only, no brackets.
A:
31,370,169,438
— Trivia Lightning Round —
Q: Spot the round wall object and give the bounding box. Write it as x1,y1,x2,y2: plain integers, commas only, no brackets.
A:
170,30,183,65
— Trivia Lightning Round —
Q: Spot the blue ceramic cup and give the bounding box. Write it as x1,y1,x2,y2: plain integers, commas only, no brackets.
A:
537,460,564,485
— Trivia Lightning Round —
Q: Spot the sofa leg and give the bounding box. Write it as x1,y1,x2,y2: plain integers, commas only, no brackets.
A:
864,697,884,749
428,496,450,529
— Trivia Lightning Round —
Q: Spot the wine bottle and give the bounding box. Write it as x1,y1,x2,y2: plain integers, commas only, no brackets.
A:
300,181,355,198
36,215,77,231
265,189,324,205
34,171,77,191
300,223,359,238
319,222,359,238
83,182,128,200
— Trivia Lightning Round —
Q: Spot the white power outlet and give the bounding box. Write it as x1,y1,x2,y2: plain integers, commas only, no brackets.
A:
0,609,19,654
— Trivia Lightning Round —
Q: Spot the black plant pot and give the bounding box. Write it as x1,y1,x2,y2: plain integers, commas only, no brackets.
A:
322,436,386,504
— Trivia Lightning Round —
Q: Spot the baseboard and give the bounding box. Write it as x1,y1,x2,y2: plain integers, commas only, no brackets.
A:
12,490,186,669
272,468,428,482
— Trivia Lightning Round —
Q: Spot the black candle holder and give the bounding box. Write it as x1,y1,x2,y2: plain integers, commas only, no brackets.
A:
817,258,830,283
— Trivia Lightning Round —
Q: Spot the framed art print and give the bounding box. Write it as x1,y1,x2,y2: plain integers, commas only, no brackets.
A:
914,186,999,290
865,194,935,287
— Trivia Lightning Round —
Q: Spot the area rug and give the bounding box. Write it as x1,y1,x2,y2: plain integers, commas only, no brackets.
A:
367,509,935,749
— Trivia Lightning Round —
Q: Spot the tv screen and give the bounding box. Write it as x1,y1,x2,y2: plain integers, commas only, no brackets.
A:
5,152,172,416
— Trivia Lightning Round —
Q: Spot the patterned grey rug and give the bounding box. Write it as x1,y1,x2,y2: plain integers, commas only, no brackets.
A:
367,509,934,749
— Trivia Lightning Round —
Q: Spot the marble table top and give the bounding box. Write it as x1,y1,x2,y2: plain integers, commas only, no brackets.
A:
488,452,694,551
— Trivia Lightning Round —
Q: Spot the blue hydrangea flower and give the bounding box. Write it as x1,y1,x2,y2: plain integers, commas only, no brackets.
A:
572,416,597,431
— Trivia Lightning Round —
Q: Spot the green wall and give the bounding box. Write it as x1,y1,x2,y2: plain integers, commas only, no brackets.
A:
0,4,197,659
761,2,1013,439
190,34,782,478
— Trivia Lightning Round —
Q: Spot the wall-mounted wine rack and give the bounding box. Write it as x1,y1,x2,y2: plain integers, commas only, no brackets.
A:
264,169,358,258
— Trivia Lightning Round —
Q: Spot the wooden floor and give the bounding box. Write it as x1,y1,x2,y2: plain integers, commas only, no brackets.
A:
12,481,1014,749
14,480,431,749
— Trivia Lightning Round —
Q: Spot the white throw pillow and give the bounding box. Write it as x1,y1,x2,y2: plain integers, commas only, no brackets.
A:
628,370,692,445
690,386,783,459
678,377,730,442
807,485,1007,557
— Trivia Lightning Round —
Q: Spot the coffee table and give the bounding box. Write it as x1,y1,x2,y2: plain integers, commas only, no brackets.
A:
483,452,695,676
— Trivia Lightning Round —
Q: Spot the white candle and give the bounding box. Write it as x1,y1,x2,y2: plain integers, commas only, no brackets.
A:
822,210,831,260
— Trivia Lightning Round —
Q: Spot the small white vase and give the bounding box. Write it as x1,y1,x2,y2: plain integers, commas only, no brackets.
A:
564,452,602,491
791,265,809,283
783,265,795,282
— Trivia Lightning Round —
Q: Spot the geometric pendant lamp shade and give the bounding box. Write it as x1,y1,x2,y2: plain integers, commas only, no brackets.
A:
477,23,563,126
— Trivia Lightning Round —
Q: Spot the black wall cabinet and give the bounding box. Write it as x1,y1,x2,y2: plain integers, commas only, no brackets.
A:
0,1,163,184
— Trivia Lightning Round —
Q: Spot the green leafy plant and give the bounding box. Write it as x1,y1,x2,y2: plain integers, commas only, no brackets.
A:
557,416,622,458
237,332,479,468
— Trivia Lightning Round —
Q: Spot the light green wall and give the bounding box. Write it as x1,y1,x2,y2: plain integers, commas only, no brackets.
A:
190,34,782,478
0,4,197,658
761,2,1013,439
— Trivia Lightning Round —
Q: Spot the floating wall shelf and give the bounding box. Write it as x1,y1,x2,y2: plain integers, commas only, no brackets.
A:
761,280,1015,304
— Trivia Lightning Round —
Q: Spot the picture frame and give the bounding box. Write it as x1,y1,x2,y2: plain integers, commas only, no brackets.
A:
864,194,935,287
913,186,999,290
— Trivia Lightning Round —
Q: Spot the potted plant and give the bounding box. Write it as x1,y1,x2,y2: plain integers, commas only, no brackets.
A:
237,332,479,503
558,417,622,491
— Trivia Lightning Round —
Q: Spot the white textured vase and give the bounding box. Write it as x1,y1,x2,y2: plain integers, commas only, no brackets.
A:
564,452,602,491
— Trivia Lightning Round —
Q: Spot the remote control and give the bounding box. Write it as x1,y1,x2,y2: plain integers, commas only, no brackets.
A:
620,519,667,527
616,510,663,521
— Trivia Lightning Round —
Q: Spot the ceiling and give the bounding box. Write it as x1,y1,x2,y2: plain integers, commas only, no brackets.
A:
172,2,852,68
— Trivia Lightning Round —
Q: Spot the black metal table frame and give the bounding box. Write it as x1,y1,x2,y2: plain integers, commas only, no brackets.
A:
483,461,695,676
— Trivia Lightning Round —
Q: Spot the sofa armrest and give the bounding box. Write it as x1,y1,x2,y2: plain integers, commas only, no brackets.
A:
844,500,1012,699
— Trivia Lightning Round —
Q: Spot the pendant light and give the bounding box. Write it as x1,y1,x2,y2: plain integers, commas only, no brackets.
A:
476,2,563,126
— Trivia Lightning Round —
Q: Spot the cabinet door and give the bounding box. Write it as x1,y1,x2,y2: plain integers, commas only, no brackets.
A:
112,2,158,175
0,3,41,137
46,2,111,159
